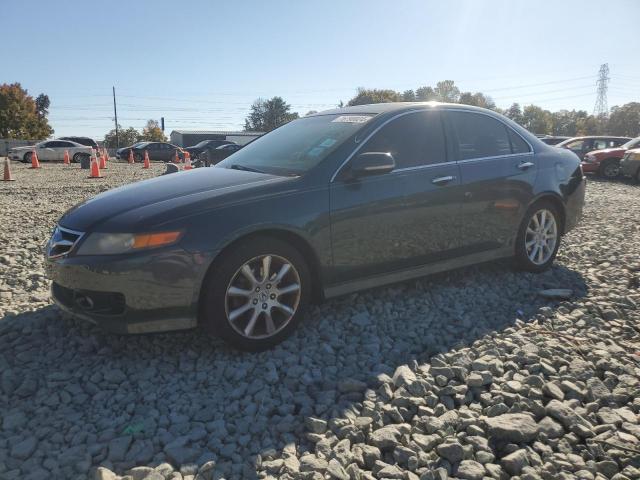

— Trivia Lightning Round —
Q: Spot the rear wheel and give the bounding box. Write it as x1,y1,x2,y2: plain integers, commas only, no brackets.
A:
201,237,310,351
599,159,620,179
515,201,561,272
135,153,143,162
72,153,85,163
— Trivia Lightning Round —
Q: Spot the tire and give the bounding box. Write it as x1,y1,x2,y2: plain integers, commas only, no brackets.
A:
135,153,143,163
201,236,311,351
635,168,640,184
72,153,82,163
22,152,31,164
599,159,620,179
515,201,562,273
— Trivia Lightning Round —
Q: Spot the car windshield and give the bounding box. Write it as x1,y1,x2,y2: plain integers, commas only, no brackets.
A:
216,113,376,176
622,137,640,149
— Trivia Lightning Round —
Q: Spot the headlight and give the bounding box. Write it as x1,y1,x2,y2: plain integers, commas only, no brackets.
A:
76,231,182,255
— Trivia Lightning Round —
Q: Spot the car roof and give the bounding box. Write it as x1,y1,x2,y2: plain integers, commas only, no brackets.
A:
309,101,496,116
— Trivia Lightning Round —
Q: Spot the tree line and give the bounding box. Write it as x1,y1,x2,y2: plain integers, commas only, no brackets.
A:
245,80,640,137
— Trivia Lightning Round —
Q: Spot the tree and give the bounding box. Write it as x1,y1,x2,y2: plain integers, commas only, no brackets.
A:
608,102,640,137
244,97,299,132
141,119,167,142
305,110,318,116
521,105,553,134
433,80,460,103
104,125,141,148
402,90,416,102
0,83,53,139
35,94,50,119
347,88,402,106
459,91,496,110
504,103,525,126
415,86,436,101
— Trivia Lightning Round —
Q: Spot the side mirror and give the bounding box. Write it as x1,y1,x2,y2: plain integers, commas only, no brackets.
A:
349,152,395,178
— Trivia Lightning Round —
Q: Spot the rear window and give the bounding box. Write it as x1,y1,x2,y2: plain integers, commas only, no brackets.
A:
447,111,513,160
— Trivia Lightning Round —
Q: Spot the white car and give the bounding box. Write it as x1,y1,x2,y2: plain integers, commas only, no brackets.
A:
9,140,94,163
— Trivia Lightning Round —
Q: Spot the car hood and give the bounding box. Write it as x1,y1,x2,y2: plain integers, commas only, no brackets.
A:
588,147,625,158
59,167,289,232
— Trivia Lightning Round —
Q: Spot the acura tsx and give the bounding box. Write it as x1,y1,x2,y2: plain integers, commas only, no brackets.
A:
46,102,586,351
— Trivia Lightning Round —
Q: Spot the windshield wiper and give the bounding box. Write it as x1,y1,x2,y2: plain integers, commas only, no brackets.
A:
228,164,265,174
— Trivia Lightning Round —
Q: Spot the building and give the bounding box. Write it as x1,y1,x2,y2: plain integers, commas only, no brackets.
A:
169,130,263,148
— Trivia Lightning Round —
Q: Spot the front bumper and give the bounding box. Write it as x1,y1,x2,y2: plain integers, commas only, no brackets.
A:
580,161,599,173
8,151,25,161
46,247,206,334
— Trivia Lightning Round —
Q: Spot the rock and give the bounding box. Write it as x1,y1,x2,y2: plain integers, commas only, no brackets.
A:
542,382,565,401
103,369,127,383
299,454,328,472
538,289,573,299
501,449,529,475
11,436,37,459
108,436,132,462
305,417,328,434
484,413,539,443
370,425,402,450
95,467,118,480
337,378,367,393
456,460,485,480
538,417,565,439
326,458,349,480
436,440,465,463
392,365,417,387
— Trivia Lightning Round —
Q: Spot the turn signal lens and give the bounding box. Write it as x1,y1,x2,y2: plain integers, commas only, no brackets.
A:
132,231,183,249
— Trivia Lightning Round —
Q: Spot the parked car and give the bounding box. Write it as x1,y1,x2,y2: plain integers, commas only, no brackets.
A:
581,136,640,178
183,139,233,159
200,143,243,166
620,148,640,182
45,102,586,351
555,136,631,161
115,142,146,159
9,140,93,163
539,136,570,146
117,142,184,162
58,136,100,151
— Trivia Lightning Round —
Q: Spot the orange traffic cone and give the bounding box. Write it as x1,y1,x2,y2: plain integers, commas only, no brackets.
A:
183,157,193,170
128,149,134,164
88,157,102,178
99,152,107,169
2,158,15,181
63,150,70,165
174,150,180,164
143,150,150,169
29,149,40,169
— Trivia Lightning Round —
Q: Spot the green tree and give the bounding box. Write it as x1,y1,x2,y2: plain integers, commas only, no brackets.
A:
521,105,553,134
433,80,460,103
504,103,525,126
104,125,141,148
402,90,416,102
0,83,53,139
607,102,640,137
459,91,496,110
415,86,436,101
347,88,402,106
244,96,299,132
141,119,167,142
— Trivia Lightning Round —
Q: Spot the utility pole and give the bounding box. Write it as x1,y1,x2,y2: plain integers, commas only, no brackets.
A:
112,86,119,148
593,64,610,117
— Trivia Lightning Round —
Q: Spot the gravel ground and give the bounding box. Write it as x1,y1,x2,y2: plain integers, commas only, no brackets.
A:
0,161,639,480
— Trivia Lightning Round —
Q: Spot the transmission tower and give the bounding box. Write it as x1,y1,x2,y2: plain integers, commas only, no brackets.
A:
593,63,609,116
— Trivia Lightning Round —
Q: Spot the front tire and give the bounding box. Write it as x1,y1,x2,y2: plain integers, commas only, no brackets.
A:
22,152,32,164
515,201,561,272
599,159,620,179
201,237,311,351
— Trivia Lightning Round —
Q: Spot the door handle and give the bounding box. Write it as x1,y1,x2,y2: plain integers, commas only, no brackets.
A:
431,175,456,185
517,161,535,170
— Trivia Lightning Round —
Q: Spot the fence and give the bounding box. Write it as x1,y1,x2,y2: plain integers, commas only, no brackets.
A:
0,139,39,156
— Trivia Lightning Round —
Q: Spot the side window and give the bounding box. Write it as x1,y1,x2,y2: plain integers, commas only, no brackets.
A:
447,111,512,160
566,140,586,153
593,140,607,150
41,141,53,148
359,111,446,169
507,129,531,154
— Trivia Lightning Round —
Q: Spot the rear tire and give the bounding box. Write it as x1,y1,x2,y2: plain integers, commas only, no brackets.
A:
599,159,620,179
72,153,82,163
515,201,561,273
201,237,311,352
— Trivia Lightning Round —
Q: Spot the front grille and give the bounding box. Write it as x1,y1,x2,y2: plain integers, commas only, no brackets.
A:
47,226,83,258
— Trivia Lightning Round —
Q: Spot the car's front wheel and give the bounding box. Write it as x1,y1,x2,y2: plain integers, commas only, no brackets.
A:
515,201,561,272
201,237,310,351
22,152,32,163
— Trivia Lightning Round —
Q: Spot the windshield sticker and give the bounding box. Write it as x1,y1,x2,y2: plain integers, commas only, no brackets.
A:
307,147,324,157
319,138,337,148
332,115,373,124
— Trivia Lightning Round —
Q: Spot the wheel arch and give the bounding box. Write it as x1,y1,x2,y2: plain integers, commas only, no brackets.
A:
197,227,324,316
525,192,567,235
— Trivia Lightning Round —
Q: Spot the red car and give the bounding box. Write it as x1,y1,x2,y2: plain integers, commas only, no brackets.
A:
581,137,640,178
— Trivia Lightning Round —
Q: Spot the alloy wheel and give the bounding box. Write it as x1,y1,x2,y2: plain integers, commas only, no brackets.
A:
225,254,301,339
603,163,619,178
525,209,558,266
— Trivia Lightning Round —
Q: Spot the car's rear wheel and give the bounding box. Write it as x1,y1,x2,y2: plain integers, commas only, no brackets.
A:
599,159,620,178
515,201,561,272
72,153,85,163
135,153,143,162
22,152,32,164
201,237,310,351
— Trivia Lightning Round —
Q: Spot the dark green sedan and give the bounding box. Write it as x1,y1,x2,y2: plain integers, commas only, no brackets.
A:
46,102,586,351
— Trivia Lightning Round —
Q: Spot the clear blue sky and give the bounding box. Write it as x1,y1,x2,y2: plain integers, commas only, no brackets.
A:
4,0,639,138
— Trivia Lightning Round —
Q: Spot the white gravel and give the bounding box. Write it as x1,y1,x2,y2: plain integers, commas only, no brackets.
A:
1,161,639,480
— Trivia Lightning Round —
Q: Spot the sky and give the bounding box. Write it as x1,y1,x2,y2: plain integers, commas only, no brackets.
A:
3,0,640,138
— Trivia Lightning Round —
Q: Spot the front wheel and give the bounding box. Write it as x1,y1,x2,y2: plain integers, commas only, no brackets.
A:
599,160,620,179
515,202,561,272
201,237,310,351
22,152,32,163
